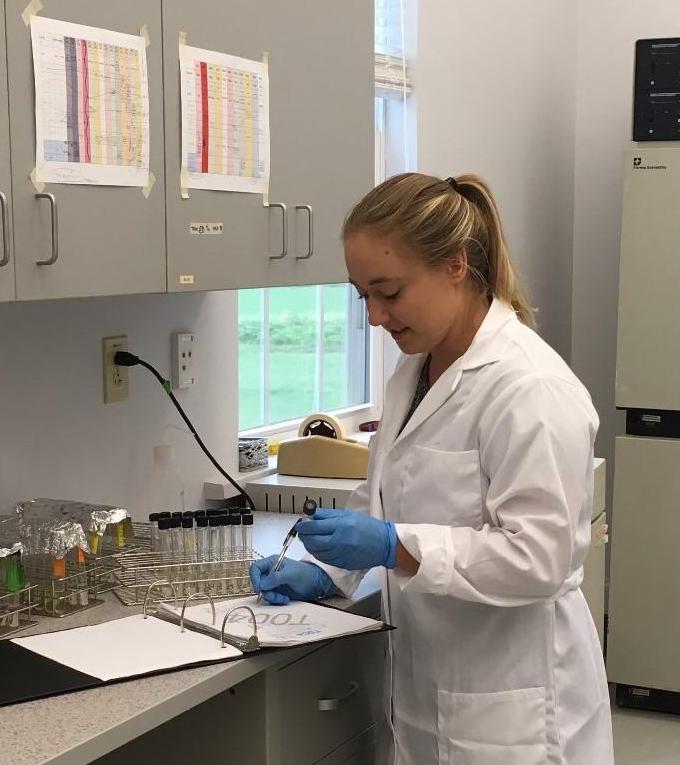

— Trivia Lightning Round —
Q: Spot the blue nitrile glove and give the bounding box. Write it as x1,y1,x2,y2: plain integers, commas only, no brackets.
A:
249,556,335,606
297,508,398,571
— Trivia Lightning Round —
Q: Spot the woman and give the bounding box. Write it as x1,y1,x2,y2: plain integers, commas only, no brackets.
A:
251,173,614,765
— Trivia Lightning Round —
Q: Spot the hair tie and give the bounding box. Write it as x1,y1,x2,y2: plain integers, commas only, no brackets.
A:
445,176,459,192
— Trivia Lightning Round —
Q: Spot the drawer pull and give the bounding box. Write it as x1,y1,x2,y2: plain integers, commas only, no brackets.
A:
317,681,359,712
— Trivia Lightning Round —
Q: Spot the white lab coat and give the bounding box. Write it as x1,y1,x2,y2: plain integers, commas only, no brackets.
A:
319,299,614,765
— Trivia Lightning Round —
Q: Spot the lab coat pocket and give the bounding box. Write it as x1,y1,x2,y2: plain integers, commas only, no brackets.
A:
404,447,483,527
437,687,546,765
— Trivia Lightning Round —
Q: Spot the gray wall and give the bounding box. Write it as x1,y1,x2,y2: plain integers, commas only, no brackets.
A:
571,0,680,506
414,0,577,361
0,292,239,518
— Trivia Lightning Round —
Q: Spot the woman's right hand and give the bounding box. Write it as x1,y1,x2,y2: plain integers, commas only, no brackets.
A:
249,557,335,605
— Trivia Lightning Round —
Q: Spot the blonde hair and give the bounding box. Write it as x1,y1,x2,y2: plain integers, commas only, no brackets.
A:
343,173,535,327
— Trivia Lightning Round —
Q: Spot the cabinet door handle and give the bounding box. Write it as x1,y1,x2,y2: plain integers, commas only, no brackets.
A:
35,192,59,266
0,191,9,268
317,680,359,711
268,202,287,260
295,204,313,260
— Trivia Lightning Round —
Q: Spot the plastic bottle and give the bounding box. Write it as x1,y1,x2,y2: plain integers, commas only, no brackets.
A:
143,445,185,519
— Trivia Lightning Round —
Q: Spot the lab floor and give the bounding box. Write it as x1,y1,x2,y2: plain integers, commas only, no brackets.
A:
611,691,680,764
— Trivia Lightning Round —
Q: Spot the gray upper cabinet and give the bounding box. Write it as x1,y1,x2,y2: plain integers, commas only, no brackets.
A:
163,0,373,292
0,4,15,302
280,1,374,288
5,0,166,300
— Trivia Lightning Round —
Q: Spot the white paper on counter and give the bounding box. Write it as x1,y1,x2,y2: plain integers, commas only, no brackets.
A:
162,595,383,647
12,614,241,681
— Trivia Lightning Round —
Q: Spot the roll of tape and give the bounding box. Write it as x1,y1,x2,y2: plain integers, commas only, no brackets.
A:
298,413,345,440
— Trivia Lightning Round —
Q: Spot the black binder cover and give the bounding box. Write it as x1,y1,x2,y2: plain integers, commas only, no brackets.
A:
0,640,99,707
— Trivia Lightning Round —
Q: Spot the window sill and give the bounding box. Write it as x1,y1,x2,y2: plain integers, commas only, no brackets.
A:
204,425,375,502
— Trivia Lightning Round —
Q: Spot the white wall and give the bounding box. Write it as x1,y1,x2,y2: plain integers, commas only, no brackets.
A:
415,0,577,360
0,292,239,519
572,0,680,504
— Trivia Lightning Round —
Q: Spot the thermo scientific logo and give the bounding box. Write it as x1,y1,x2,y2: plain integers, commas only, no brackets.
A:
633,156,668,171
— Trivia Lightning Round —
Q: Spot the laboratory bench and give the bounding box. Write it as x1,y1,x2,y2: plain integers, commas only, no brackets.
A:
0,513,385,765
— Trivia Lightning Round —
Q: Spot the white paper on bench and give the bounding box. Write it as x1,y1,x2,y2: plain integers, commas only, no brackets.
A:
12,614,241,681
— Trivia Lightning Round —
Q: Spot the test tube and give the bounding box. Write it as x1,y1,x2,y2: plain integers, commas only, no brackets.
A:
76,547,89,607
6,552,24,628
181,517,196,595
51,557,67,616
195,516,209,594
157,517,171,556
230,513,242,593
242,513,253,559
208,517,221,594
148,513,160,551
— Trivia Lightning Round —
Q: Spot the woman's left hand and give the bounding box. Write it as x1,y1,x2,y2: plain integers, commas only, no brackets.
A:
297,507,397,570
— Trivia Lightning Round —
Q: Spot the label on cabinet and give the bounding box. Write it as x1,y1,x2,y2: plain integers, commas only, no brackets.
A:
189,222,224,235
179,275,195,285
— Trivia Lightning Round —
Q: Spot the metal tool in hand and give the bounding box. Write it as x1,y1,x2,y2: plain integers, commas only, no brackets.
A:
256,499,318,604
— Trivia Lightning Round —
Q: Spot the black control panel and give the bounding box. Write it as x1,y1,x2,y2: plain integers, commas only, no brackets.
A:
634,38,680,141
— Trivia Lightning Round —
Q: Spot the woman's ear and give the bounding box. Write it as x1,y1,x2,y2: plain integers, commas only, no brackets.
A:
446,250,468,284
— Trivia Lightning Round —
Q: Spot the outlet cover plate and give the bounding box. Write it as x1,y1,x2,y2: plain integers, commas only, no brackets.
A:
172,332,196,389
102,335,129,403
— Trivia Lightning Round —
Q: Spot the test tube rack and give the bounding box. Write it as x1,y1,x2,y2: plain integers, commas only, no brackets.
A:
21,554,116,618
0,581,40,638
112,550,259,606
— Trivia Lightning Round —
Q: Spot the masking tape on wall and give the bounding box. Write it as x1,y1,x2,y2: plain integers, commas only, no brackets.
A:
142,171,156,198
30,168,45,193
21,0,42,25
261,50,270,207
298,413,346,440
180,169,190,199
178,32,190,198
139,24,150,48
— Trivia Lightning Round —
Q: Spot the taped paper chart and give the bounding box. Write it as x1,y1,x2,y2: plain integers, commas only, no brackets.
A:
180,44,270,194
30,15,150,186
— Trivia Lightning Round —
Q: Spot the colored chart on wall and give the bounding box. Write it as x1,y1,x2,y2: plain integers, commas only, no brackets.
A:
30,16,150,186
179,44,269,194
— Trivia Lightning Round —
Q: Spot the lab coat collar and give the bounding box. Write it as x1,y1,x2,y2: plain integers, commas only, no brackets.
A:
455,297,518,374
385,299,519,446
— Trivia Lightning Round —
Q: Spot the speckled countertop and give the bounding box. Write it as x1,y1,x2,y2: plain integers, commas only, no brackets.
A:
0,512,381,765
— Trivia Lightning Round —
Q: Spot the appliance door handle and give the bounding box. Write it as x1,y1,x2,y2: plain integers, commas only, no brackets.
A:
0,191,9,268
35,192,59,266
268,202,287,260
295,204,313,260
317,681,359,711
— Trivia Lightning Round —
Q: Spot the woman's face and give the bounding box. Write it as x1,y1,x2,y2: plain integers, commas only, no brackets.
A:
345,231,467,355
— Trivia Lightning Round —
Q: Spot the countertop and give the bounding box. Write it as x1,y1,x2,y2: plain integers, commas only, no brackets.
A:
0,512,381,765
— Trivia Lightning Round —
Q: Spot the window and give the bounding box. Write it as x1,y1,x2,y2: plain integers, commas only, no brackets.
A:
238,1,414,432
239,285,369,430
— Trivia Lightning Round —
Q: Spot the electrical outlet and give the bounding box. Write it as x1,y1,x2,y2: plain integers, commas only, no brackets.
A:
172,332,196,389
102,335,129,403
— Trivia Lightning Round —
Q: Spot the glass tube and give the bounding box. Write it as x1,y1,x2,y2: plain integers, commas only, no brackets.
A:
195,517,209,594
208,517,220,595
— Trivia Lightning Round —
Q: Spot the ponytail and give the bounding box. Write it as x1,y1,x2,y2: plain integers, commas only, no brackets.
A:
455,175,535,327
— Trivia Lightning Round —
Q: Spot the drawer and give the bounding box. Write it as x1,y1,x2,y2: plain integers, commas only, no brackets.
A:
315,724,378,765
278,631,387,765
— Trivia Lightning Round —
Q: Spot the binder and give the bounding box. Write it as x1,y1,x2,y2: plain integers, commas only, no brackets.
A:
1,593,388,708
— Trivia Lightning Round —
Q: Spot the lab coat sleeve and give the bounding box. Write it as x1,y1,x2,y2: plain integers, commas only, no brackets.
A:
300,427,382,597
393,373,598,606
